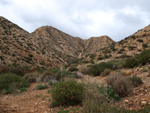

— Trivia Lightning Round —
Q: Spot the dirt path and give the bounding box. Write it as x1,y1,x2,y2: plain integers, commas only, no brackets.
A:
0,83,82,113
0,75,105,113
0,83,52,113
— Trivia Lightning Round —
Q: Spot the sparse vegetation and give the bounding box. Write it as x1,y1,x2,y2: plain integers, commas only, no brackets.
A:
68,66,78,72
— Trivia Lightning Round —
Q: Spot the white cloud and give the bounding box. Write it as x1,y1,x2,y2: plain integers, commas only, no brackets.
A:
0,0,150,41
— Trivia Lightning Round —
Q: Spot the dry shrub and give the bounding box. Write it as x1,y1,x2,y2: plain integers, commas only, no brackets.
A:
82,84,121,113
106,73,133,97
101,68,111,76
24,71,40,83
40,71,55,82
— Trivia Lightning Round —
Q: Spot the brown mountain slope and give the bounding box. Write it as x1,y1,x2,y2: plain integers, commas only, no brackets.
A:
31,26,85,57
84,35,115,53
0,17,69,68
89,25,150,61
0,16,114,68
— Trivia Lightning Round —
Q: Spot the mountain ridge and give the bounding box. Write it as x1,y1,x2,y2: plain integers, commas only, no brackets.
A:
0,16,149,68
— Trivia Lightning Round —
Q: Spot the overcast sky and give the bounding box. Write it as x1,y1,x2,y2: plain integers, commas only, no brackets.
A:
0,0,150,41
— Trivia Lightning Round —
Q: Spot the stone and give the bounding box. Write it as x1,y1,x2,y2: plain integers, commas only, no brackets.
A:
141,101,147,105
124,100,129,103
125,70,132,75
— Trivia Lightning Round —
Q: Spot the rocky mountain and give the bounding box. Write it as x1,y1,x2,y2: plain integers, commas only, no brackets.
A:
115,25,149,56
86,24,150,62
84,36,115,53
0,16,114,68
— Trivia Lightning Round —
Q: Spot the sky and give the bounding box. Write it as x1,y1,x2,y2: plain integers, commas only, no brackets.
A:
0,0,150,41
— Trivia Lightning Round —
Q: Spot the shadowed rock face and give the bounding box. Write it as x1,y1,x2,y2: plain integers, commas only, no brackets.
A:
0,16,114,68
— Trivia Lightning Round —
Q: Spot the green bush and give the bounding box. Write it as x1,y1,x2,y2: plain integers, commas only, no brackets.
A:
88,62,113,76
82,60,89,64
128,75,143,87
35,84,48,90
48,80,58,87
20,87,27,92
142,43,148,48
57,107,69,113
89,59,95,64
68,66,78,72
49,68,60,75
89,54,96,59
97,56,104,60
123,58,139,68
51,80,84,106
137,39,143,42
56,70,76,81
0,73,29,94
49,68,76,81
108,60,124,69
99,85,120,101
106,73,133,97
138,49,150,65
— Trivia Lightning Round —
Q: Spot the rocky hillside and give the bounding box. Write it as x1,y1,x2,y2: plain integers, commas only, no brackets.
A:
85,25,150,62
109,25,150,57
0,17,70,68
0,16,114,68
84,35,115,53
